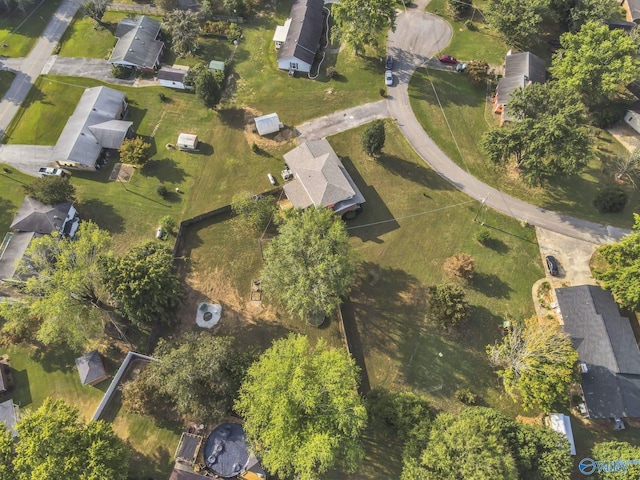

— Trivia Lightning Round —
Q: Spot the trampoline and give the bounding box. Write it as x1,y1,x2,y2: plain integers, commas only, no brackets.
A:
204,423,250,478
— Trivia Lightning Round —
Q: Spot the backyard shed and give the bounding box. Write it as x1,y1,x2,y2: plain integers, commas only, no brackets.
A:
254,113,283,136
209,60,225,73
75,350,109,386
625,101,640,134
547,413,576,455
158,67,190,90
177,133,199,151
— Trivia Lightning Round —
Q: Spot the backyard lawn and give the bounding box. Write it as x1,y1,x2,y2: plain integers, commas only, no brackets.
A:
57,12,116,59
408,68,638,228
0,166,33,233
0,0,61,58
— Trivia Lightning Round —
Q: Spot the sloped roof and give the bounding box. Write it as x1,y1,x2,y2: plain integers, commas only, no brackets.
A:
556,285,640,418
10,197,73,234
88,120,132,149
283,140,364,209
53,86,127,168
626,0,640,22
273,18,292,43
548,413,576,455
108,16,163,69
75,350,107,386
497,52,546,120
277,0,324,66
0,400,18,438
0,231,35,280
254,112,281,135
158,66,188,82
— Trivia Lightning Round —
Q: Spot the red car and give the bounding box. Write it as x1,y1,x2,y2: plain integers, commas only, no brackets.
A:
439,55,457,64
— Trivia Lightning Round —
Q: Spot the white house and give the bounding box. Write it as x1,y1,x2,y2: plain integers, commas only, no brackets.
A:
157,67,190,90
275,0,325,73
254,113,283,136
625,101,640,134
547,413,576,456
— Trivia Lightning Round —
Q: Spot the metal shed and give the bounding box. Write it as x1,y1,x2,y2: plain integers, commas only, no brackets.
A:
177,133,199,151
254,113,283,136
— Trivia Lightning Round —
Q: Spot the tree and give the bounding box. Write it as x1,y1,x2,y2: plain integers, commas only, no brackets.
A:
100,241,183,327
593,214,640,310
158,215,177,235
480,82,594,184
186,62,222,108
123,333,250,421
566,0,617,31
448,0,472,19
82,0,108,24
551,22,640,108
119,136,151,166
466,60,489,84
486,0,551,47
2,221,112,349
231,191,277,231
261,207,355,323
156,0,179,11
591,441,640,479
427,283,469,328
487,317,578,412
615,146,640,188
234,335,367,480
0,425,13,480
443,253,475,282
361,120,386,157
22,176,75,205
332,0,396,54
164,10,201,56
12,398,129,480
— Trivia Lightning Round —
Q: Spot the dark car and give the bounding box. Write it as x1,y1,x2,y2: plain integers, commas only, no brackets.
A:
385,55,393,70
545,255,559,276
439,55,457,64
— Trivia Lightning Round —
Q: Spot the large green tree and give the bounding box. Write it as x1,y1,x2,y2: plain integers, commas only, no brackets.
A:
0,425,13,480
22,176,76,205
186,62,222,108
231,191,277,231
12,398,129,480
164,10,201,56
486,0,551,47
427,283,469,329
361,119,386,157
593,214,640,310
100,241,183,327
592,441,640,479
119,136,151,166
123,332,250,421
551,22,640,108
487,317,578,412
332,0,396,54
261,207,355,323
234,335,367,480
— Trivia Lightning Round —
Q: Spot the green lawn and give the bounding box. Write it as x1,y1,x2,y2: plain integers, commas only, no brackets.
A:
408,68,638,228
425,0,510,65
0,166,33,233
0,0,61,58
0,70,15,100
57,13,116,59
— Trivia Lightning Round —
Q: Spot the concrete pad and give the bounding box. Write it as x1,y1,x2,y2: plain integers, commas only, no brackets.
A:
536,227,598,287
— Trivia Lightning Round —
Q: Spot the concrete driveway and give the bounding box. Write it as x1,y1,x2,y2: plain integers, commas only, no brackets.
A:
0,145,56,176
47,57,135,86
536,227,598,287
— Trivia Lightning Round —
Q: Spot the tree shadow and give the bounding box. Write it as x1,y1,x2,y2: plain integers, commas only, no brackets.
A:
76,198,125,234
217,107,248,129
129,445,176,480
126,106,148,130
470,272,513,299
0,196,19,233
376,153,454,190
7,368,31,408
141,158,188,183
484,237,510,254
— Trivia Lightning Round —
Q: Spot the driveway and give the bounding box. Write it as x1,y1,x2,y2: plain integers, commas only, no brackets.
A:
0,145,55,176
536,227,598,287
47,57,135,86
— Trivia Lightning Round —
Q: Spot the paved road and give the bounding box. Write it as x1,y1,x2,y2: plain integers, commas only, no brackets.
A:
0,0,81,140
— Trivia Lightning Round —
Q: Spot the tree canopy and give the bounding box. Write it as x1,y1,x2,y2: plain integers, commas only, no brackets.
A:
361,120,386,157
593,214,640,310
22,175,76,205
231,191,277,231
100,241,183,327
332,0,396,54
591,441,640,479
427,283,469,329
82,0,108,23
486,0,551,47
261,207,355,323
487,317,578,412
119,136,151,166
164,10,201,56
186,62,222,108
234,334,367,480
11,398,129,480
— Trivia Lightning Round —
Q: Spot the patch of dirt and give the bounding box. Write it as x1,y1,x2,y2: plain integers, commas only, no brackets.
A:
108,163,134,182
241,106,296,150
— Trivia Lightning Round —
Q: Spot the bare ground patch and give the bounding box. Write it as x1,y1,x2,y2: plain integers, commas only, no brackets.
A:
241,106,296,150
108,163,135,182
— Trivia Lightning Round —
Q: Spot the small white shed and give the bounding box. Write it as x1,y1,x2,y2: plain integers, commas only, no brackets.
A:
547,413,576,456
177,133,199,151
254,113,283,136
625,101,640,134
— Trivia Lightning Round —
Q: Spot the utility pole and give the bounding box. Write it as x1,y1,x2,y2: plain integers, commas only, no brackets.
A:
473,193,490,223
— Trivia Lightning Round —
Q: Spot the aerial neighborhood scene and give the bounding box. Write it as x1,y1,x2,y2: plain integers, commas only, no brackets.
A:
2,0,640,478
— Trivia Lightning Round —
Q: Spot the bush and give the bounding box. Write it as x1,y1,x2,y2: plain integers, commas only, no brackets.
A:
589,101,627,128
111,64,130,79
119,136,151,166
444,253,475,282
593,186,627,213
475,229,491,245
361,120,386,157
159,215,177,235
326,66,337,79
455,388,477,405
379,87,386,97
157,185,168,197
466,60,488,83
251,142,259,153
448,0,472,19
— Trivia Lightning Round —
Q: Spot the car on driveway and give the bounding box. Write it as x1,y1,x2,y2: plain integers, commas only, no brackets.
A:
385,70,393,86
385,55,393,70
39,167,67,177
439,55,457,64
545,255,559,276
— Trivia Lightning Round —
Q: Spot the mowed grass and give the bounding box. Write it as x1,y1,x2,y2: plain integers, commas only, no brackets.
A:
425,0,510,65
409,69,639,228
0,70,16,99
0,166,32,233
0,0,61,57
57,13,116,59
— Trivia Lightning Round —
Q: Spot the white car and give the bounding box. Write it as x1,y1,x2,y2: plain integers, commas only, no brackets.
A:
39,167,67,177
385,70,393,86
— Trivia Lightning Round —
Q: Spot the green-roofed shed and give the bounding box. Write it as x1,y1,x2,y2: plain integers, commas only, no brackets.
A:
209,60,225,72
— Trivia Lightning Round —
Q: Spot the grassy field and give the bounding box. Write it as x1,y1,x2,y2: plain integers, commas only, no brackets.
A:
0,70,16,100
0,167,33,234
0,0,61,58
57,13,117,59
408,68,638,228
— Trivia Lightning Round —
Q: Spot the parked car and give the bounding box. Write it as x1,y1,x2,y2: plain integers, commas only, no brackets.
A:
39,167,67,177
385,70,393,86
385,55,393,70
439,55,457,64
545,255,559,276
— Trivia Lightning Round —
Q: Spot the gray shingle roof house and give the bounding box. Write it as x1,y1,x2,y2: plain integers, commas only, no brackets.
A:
0,400,19,438
275,0,325,73
624,0,640,23
53,86,132,170
556,285,640,419
494,51,546,123
108,16,164,70
75,350,109,386
283,139,365,215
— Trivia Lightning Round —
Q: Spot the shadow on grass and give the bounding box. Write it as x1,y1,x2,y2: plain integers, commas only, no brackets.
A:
470,272,512,299
141,158,188,183
0,196,19,232
409,69,485,108
77,198,125,234
217,107,248,129
483,237,510,254
129,445,175,480
175,211,236,258
376,153,454,190
9,368,32,407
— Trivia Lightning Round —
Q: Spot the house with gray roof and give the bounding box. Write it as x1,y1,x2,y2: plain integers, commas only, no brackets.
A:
274,0,325,73
624,0,640,23
283,139,365,215
53,86,132,170
0,400,19,438
556,285,640,419
108,16,164,71
75,350,109,386
494,51,546,123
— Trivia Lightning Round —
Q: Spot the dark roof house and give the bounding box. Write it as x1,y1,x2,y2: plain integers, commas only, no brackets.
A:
494,51,546,123
108,16,164,70
624,0,640,24
0,400,19,438
556,285,640,419
283,139,365,215
75,350,109,386
275,0,325,73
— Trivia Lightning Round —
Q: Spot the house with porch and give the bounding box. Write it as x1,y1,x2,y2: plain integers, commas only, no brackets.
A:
274,0,325,73
108,16,164,71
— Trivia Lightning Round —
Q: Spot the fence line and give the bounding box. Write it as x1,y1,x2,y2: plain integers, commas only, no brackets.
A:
106,3,161,14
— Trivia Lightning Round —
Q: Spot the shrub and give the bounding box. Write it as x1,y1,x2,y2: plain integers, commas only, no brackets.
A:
159,215,177,235
379,87,386,97
111,64,130,79
157,185,168,197
326,66,337,79
466,60,488,83
444,253,475,282
593,186,627,213
361,120,386,157
251,142,259,153
119,136,151,166
158,92,168,102
455,388,477,405
475,229,491,245
448,0,472,19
